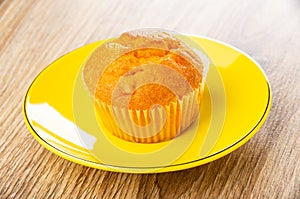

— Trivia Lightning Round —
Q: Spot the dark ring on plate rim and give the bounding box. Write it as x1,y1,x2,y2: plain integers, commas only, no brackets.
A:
22,37,272,171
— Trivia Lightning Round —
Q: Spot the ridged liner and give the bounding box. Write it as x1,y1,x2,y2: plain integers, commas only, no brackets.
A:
95,84,204,143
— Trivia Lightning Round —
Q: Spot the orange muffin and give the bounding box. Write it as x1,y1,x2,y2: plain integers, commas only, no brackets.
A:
83,30,207,143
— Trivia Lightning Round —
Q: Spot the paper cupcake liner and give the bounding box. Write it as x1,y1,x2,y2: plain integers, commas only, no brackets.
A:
95,84,204,143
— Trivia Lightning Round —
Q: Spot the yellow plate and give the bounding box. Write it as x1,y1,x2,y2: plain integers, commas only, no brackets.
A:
23,36,271,173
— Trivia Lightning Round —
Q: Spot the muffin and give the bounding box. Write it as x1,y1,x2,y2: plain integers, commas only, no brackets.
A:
83,29,207,143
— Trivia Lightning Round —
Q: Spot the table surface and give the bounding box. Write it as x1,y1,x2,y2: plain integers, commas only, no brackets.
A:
1,0,299,198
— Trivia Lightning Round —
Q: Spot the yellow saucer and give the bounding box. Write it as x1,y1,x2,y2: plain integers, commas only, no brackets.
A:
23,35,271,173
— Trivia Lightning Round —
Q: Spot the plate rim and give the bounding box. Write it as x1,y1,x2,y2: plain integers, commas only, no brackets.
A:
22,35,272,173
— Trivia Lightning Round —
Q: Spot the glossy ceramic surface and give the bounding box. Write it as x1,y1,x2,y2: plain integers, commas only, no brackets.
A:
23,36,271,173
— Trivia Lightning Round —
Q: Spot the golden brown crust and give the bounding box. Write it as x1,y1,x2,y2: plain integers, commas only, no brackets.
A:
83,30,204,110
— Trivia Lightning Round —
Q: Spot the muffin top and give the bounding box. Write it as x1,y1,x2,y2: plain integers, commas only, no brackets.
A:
83,30,204,109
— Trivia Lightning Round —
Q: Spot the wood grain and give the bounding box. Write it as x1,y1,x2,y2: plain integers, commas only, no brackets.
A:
0,0,299,198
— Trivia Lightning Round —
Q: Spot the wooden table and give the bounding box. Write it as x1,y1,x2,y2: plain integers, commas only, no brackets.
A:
1,0,299,198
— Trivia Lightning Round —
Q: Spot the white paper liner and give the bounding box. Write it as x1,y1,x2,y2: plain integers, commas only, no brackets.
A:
95,85,204,143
